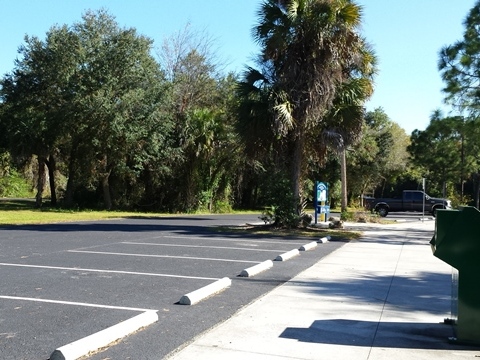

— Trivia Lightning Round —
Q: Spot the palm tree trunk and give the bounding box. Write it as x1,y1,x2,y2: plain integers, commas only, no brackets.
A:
340,147,347,212
292,128,305,216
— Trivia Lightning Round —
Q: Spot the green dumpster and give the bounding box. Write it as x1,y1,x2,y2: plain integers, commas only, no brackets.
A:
430,206,480,345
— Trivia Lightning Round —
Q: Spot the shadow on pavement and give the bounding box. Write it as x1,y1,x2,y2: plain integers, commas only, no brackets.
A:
289,271,451,314
279,319,479,350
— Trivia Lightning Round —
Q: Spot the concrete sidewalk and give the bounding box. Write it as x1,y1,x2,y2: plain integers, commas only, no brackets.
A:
166,220,480,360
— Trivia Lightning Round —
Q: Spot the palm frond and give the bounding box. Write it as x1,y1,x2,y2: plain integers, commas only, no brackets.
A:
273,100,295,136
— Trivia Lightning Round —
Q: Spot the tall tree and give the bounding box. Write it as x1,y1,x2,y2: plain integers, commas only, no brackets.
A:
1,10,175,209
437,1,480,205
321,69,376,211
239,0,376,221
159,24,239,212
346,108,409,201
461,116,480,207
408,112,470,199
439,0,480,114
0,25,80,206
68,11,173,209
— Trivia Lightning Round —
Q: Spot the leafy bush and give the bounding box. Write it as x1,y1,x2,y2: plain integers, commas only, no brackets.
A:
340,210,355,221
213,200,233,213
259,174,307,228
340,210,382,223
0,169,34,197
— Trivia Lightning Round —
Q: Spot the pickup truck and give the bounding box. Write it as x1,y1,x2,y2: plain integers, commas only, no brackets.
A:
364,190,452,217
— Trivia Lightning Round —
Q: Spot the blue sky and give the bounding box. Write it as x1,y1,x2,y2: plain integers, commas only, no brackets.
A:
0,0,477,134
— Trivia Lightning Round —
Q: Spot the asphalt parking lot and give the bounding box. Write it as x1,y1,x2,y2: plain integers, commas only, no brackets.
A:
0,214,344,359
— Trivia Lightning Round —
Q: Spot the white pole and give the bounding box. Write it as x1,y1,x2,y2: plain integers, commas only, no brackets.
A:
422,178,426,222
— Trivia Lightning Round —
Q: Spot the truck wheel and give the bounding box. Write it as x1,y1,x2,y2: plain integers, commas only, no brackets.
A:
431,206,442,217
376,206,388,217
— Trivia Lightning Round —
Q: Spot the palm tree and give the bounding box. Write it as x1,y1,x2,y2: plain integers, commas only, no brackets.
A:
239,0,376,218
322,74,377,212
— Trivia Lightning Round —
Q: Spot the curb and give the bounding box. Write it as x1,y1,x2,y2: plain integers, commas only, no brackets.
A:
50,310,158,360
239,260,273,277
318,236,331,243
179,277,231,305
299,241,318,251
275,249,300,261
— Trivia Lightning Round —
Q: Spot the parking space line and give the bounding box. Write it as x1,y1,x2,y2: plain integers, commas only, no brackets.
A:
68,241,126,252
0,295,155,312
0,262,219,280
121,241,285,252
68,250,261,264
139,235,308,245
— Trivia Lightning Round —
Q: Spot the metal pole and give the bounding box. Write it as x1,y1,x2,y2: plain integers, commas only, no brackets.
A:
422,178,426,222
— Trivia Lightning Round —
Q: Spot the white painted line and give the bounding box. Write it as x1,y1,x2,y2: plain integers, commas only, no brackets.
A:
68,250,259,264
121,242,284,252
318,236,331,243
179,277,232,305
239,260,273,277
160,235,307,245
275,249,300,261
50,310,158,360
70,241,125,252
299,241,318,251
0,295,154,312
0,262,218,281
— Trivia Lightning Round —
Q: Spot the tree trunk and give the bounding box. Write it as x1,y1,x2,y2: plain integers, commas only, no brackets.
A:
45,154,57,206
144,167,155,204
291,128,305,216
340,147,347,213
102,173,112,210
101,155,113,210
65,171,75,208
473,172,480,209
35,156,47,208
65,146,77,208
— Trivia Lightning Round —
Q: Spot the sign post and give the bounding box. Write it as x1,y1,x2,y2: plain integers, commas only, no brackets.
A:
314,181,329,224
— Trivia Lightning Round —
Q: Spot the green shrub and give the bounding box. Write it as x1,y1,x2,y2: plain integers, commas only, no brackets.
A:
0,170,34,197
213,200,233,213
258,174,307,228
340,210,382,223
340,210,355,221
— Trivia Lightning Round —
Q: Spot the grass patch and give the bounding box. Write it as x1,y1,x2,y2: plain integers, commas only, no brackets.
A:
214,223,361,241
0,208,163,225
0,198,167,225
0,199,268,226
